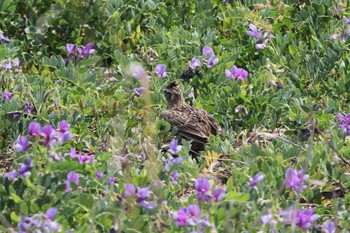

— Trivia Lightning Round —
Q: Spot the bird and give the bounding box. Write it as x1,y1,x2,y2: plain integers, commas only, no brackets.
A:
160,81,222,156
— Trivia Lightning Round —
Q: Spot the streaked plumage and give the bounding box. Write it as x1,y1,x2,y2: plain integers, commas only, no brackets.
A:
160,81,222,154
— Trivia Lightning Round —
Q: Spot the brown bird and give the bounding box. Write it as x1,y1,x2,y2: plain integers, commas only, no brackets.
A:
160,81,222,155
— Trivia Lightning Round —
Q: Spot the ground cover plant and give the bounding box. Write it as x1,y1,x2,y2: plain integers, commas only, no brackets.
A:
1,0,350,232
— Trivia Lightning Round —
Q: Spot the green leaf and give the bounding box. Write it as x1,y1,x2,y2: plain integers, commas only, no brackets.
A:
318,4,326,15
299,9,309,20
9,186,22,204
0,48,7,60
10,211,19,222
20,203,29,215
225,192,250,202
30,202,40,212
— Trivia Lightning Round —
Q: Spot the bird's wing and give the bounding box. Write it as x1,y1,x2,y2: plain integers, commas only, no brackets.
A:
160,110,209,144
208,115,222,135
196,108,222,136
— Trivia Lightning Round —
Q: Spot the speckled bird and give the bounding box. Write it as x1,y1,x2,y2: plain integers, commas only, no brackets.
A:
160,81,222,154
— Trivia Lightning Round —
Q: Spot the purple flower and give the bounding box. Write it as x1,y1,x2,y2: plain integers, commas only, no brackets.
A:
185,204,201,225
3,59,12,70
87,154,94,163
124,183,137,197
225,65,249,80
173,204,209,227
337,113,344,121
67,171,79,184
285,168,309,193
202,46,215,57
69,148,78,159
66,43,75,54
58,120,70,132
255,40,267,50
41,125,56,146
261,210,275,225
65,171,80,192
96,171,103,180
189,57,201,69
46,208,57,220
170,156,185,164
195,178,211,201
279,206,318,230
132,65,149,80
246,24,261,38
169,139,182,155
28,122,41,136
345,17,350,25
24,103,32,114
0,33,12,43
77,42,95,57
2,92,12,102
5,158,33,180
17,211,61,232
6,170,18,180
194,178,210,193
133,87,146,96
170,171,179,182
18,157,32,176
136,187,150,203
212,188,225,202
15,136,29,152
60,131,72,143
155,64,167,78
107,176,118,184
13,58,20,68
188,88,194,99
323,221,336,233
337,113,350,135
174,208,188,226
12,112,21,120
248,173,264,188
84,42,95,55
18,216,32,232
139,200,157,210
163,156,185,171
207,55,219,68
77,154,89,164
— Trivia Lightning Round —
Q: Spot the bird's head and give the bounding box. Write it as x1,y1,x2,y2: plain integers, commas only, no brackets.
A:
163,81,184,105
